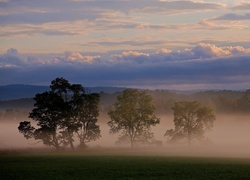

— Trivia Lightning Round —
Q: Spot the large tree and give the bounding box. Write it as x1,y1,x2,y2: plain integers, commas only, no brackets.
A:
49,78,80,149
28,91,66,149
18,77,101,150
76,93,101,149
108,89,160,148
165,101,215,146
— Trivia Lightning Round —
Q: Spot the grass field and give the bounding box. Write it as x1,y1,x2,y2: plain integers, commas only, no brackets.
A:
1,149,250,180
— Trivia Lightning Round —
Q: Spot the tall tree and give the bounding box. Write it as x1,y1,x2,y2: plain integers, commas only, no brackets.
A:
49,78,83,149
165,101,215,146
108,89,160,148
76,93,101,149
18,77,101,150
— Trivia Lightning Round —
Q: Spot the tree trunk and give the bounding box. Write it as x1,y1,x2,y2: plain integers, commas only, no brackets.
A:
52,133,60,150
67,129,75,150
78,142,87,149
130,134,134,148
188,132,191,147
131,141,134,148
54,144,60,150
68,134,75,150
69,138,74,150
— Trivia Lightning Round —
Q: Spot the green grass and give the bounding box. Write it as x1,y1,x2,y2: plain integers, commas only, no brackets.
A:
1,153,250,180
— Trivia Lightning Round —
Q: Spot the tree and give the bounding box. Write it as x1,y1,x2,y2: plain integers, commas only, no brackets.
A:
243,89,250,106
108,89,160,148
28,91,66,149
50,78,78,149
18,77,101,150
165,101,215,146
76,93,101,149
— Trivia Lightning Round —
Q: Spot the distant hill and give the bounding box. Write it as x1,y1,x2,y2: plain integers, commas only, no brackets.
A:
0,85,248,115
0,84,127,100
0,85,50,100
85,87,127,94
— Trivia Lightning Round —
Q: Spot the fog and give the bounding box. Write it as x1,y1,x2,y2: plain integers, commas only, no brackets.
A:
1,114,250,158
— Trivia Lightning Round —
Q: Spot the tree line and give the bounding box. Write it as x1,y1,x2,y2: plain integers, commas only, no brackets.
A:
1,87,250,121
18,78,249,150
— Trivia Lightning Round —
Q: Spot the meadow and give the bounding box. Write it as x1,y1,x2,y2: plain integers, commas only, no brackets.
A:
1,149,250,180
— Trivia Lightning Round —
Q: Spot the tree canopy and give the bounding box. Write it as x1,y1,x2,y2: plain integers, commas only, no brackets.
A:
18,77,101,150
108,89,160,147
165,101,215,146
243,89,250,105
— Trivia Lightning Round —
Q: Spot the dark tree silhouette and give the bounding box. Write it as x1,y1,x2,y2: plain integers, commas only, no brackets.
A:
18,77,101,150
165,101,215,146
108,89,160,148
49,78,84,149
18,121,35,139
28,91,66,149
76,93,101,149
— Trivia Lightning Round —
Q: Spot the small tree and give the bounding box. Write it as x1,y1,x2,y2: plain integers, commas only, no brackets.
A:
108,89,160,148
165,101,215,146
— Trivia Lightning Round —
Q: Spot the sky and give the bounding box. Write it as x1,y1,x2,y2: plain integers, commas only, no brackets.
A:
0,0,250,90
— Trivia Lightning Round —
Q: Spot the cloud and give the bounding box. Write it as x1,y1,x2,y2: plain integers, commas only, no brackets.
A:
0,0,225,25
191,43,247,57
6,48,18,56
190,40,250,49
210,13,250,21
0,48,24,67
0,0,229,39
112,43,250,63
198,14,250,30
1,44,250,90
0,20,94,37
0,48,101,67
87,40,167,47
112,51,150,64
67,0,225,14
131,1,225,15
63,51,100,63
231,3,250,11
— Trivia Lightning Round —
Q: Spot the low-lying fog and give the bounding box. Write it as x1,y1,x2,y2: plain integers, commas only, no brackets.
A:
1,114,250,158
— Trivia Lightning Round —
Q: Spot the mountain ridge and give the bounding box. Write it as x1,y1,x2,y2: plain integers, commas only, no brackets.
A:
0,84,127,100
0,84,247,101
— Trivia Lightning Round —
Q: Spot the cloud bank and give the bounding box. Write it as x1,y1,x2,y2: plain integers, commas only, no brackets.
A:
1,0,249,56
1,44,250,90
0,0,226,38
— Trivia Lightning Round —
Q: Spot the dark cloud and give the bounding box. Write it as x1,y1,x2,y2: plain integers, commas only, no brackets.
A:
1,55,249,89
6,48,19,56
0,44,250,89
0,48,24,67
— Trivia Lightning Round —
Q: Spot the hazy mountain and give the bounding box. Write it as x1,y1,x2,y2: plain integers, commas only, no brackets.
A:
0,84,127,100
0,85,50,100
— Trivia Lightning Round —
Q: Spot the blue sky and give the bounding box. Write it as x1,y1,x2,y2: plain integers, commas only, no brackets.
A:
0,0,250,90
